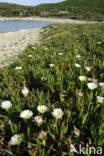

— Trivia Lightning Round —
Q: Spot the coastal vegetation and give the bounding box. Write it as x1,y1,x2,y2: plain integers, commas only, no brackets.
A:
35,0,104,21
0,0,104,21
0,23,104,155
0,3,33,17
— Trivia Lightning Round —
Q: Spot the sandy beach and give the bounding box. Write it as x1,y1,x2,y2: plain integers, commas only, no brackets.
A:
0,16,100,24
0,28,41,68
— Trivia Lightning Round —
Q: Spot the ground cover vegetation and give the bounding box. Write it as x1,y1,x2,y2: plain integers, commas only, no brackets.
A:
0,23,104,155
35,0,104,21
0,0,104,21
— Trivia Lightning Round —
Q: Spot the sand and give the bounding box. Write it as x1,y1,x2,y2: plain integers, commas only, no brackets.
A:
0,16,100,24
0,28,41,68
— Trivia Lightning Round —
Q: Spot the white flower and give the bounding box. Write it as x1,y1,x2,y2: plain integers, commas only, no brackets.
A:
52,108,64,119
85,67,91,72
44,48,48,50
20,110,33,119
37,105,48,113
83,33,87,35
99,82,104,88
9,134,22,145
74,128,80,136
97,42,101,44
28,55,32,57
97,96,104,103
1,101,12,110
34,116,43,124
15,67,22,70
32,46,36,50
21,87,29,97
76,55,81,58
87,83,97,90
41,76,47,81
49,64,54,67
75,49,79,51
58,53,63,55
74,63,81,68
79,76,86,81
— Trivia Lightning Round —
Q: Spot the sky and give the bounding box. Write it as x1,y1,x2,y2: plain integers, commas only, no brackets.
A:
0,0,65,6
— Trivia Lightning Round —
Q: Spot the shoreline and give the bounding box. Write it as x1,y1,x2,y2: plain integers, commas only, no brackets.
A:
0,28,42,68
0,16,102,24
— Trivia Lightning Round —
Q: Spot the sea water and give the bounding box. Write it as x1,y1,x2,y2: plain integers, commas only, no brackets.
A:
0,20,53,33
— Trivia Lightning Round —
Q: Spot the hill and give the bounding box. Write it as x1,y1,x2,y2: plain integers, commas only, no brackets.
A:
35,0,104,20
0,0,104,20
0,3,34,17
